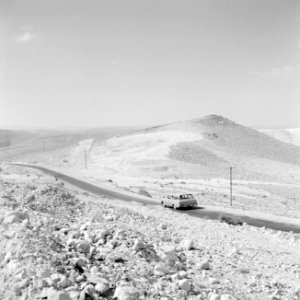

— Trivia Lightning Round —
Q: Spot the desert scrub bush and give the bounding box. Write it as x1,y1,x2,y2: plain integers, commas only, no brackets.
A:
138,188,152,198
219,214,243,226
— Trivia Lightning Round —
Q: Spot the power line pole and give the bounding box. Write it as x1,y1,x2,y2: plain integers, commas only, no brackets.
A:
84,150,88,169
230,166,233,206
43,141,46,152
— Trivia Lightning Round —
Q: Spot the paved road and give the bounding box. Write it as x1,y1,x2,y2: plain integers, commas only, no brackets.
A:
13,164,300,233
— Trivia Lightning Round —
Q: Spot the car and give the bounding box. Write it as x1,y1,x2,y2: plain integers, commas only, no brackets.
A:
161,193,197,209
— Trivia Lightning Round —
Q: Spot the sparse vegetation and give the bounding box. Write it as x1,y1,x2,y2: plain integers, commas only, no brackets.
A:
138,188,152,197
219,214,243,226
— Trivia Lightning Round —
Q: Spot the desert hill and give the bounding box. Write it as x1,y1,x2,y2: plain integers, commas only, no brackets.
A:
89,115,300,183
1,116,300,184
164,115,300,166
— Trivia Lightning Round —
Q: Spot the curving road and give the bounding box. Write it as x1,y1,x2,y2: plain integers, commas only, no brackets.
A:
13,164,300,234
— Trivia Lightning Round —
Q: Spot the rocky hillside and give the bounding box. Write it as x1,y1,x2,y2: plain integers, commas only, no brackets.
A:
1,165,300,300
163,115,300,166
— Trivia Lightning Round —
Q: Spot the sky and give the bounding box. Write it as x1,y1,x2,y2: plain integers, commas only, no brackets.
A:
1,0,300,129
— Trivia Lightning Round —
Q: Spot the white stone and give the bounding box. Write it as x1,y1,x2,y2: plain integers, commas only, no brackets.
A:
180,239,195,250
47,289,72,300
178,279,191,291
14,278,30,294
2,250,12,264
59,277,74,288
79,222,89,231
208,277,220,285
7,260,20,274
3,211,29,224
133,239,145,251
178,271,187,278
80,284,97,299
198,260,210,270
39,267,52,278
105,215,114,221
37,278,49,289
68,290,81,300
209,293,220,300
154,263,169,275
95,281,110,294
77,241,90,253
114,285,139,300
90,266,98,274
160,224,167,230
171,274,178,281
51,273,62,283
228,247,239,257
74,257,86,267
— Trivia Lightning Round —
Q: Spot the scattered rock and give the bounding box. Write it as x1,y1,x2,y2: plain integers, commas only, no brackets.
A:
180,239,195,250
239,267,250,274
80,284,97,300
14,278,30,295
198,260,210,270
95,278,110,294
178,278,191,291
3,211,29,224
74,257,86,267
2,250,12,264
59,277,74,288
77,241,90,253
133,239,145,251
209,293,220,300
160,223,167,230
154,263,169,275
209,277,220,285
114,285,139,300
47,288,72,300
104,215,114,221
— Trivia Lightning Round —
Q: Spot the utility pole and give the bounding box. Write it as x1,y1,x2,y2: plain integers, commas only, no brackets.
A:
43,141,46,152
230,166,233,206
84,150,88,169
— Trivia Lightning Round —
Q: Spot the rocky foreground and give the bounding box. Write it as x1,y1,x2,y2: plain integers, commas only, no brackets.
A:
0,166,300,300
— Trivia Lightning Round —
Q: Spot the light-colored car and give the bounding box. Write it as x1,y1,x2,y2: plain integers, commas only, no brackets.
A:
161,193,197,209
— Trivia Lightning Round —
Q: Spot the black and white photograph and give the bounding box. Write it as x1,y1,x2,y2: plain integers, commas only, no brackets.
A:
0,0,300,299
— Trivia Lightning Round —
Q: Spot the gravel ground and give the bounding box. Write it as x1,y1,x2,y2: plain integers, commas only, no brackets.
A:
0,165,300,300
